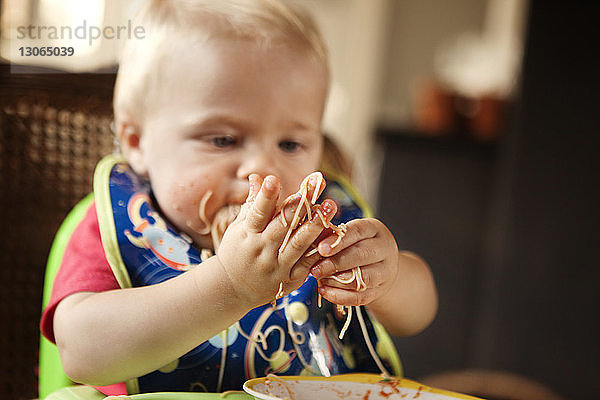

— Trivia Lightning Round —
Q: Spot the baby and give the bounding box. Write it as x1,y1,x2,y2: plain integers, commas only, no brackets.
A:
41,0,437,396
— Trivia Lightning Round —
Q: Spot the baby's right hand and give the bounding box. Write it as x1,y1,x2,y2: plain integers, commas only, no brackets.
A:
215,174,336,309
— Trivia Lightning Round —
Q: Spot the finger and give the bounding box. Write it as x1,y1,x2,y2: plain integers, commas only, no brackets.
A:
246,175,281,232
278,199,337,266
287,204,338,282
310,237,382,280
319,262,385,291
317,284,378,307
289,247,322,281
317,218,379,257
305,171,327,204
245,174,263,203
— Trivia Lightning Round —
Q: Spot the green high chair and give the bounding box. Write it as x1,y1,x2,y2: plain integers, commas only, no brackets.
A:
39,195,94,399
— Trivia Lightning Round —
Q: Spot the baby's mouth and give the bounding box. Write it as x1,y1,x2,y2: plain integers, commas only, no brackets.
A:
186,198,241,252
209,204,241,250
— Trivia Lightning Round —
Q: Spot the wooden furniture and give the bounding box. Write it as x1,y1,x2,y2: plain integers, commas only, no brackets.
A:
0,63,116,398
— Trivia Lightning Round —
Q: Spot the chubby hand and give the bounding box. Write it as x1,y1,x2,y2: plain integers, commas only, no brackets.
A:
216,173,337,309
310,218,399,306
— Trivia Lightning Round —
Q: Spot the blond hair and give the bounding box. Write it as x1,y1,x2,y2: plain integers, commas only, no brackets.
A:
113,0,329,126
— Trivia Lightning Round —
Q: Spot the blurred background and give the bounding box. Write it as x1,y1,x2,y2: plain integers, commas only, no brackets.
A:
1,0,598,398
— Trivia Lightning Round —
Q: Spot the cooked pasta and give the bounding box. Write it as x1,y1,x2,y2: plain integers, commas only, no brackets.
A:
197,189,214,235
217,330,228,392
272,282,285,307
331,267,367,292
210,204,241,251
355,305,391,378
278,172,325,253
338,303,353,340
266,373,296,400
200,248,213,262
329,264,366,340
219,390,247,398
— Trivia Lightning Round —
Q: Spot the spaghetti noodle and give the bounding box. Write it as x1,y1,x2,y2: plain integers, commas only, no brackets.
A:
272,282,285,307
266,373,296,400
332,266,367,338
338,304,353,340
278,172,325,253
283,299,322,376
219,390,247,398
194,189,214,235
210,204,241,251
216,330,228,392
355,306,391,378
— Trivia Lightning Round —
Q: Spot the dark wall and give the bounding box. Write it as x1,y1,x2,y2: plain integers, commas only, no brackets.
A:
378,134,496,376
472,0,600,395
378,1,599,398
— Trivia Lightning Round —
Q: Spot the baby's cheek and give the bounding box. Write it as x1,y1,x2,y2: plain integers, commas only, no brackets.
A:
167,180,198,210
159,180,205,224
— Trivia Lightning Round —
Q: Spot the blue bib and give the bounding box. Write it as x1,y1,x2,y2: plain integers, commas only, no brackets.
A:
93,155,401,394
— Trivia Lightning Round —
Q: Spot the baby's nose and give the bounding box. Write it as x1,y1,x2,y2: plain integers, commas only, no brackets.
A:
236,150,277,181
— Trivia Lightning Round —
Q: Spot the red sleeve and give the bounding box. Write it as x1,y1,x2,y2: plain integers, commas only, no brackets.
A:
40,202,120,344
40,202,128,396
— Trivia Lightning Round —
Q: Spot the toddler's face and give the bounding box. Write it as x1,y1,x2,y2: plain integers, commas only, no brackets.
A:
130,39,328,250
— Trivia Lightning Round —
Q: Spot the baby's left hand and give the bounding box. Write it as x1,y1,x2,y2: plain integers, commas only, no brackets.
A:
309,218,399,306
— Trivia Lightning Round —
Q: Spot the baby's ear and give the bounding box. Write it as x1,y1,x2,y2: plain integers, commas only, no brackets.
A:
117,120,148,176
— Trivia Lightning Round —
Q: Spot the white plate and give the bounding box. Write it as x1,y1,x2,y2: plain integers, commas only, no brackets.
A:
243,373,483,400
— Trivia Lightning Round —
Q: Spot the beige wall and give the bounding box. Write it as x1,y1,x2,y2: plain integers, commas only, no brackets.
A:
378,0,487,127
301,0,390,206
305,0,490,206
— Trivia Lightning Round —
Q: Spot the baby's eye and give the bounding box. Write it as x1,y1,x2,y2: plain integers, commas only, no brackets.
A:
210,135,236,148
279,141,301,153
